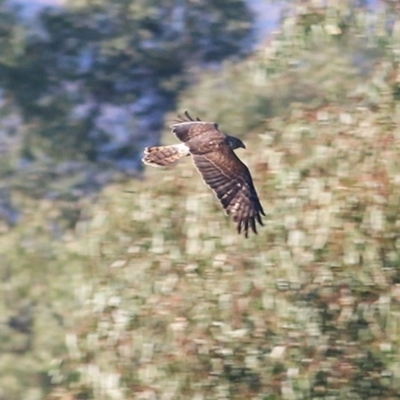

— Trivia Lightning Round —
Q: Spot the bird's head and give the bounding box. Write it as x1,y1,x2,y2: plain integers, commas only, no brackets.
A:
227,135,246,150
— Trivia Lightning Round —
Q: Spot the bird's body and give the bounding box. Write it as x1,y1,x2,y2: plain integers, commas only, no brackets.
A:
142,112,264,237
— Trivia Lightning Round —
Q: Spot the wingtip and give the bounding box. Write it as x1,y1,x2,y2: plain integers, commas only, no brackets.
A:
236,212,266,237
250,217,257,234
172,111,202,125
237,220,242,235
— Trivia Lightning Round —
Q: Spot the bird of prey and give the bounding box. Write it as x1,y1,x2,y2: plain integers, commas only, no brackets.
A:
142,112,264,237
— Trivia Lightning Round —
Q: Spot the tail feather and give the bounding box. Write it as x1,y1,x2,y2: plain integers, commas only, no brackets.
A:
142,144,189,167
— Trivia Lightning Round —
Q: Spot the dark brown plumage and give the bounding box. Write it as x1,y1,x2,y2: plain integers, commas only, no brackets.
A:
142,111,265,237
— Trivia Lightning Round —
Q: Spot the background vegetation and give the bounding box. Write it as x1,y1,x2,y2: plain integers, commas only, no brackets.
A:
2,0,400,399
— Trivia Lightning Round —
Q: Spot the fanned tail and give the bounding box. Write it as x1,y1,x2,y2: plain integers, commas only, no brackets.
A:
142,144,189,167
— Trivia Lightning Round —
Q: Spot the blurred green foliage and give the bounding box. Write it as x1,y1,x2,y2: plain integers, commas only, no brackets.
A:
0,0,254,161
48,99,400,398
3,0,400,399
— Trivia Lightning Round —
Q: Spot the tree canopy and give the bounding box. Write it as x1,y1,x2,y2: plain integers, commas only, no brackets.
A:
5,1,400,399
1,0,254,168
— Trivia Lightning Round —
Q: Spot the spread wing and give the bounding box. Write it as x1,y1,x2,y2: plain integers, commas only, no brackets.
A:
191,145,265,237
171,111,222,143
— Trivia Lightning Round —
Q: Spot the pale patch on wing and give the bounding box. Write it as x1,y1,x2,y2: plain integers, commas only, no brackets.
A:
230,201,241,214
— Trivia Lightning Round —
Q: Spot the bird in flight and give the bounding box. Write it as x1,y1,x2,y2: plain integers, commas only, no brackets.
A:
142,111,264,237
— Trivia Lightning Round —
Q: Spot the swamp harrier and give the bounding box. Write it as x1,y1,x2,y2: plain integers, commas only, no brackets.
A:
142,112,264,237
